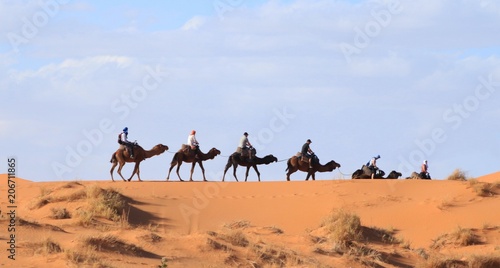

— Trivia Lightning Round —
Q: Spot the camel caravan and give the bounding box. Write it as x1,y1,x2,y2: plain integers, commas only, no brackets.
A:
110,128,430,182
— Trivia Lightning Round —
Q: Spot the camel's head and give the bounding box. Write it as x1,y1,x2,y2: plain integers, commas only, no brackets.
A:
389,171,402,179
155,144,169,153
263,154,278,164
210,148,221,156
327,160,341,169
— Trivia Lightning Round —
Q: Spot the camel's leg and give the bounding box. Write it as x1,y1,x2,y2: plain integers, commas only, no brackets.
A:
128,162,141,182
198,161,207,182
117,162,127,182
286,167,297,181
110,161,118,182
305,172,311,181
232,164,239,182
175,161,184,182
189,162,197,181
252,165,261,182
166,162,176,181
222,160,233,182
311,172,316,181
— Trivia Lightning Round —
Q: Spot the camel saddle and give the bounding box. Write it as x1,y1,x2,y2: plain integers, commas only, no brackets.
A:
296,152,309,164
181,144,196,156
237,147,256,159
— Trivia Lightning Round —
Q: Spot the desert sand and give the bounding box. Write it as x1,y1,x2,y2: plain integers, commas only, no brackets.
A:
0,172,499,267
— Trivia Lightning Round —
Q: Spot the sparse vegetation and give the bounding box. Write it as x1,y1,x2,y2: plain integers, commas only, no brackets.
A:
76,186,129,226
431,226,480,249
82,234,151,257
417,253,500,268
224,220,251,229
446,169,469,181
50,207,71,219
24,238,62,255
65,246,109,267
468,179,499,197
320,209,362,249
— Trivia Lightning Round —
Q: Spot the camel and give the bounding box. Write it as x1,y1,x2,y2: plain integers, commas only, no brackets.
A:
222,153,278,182
166,147,221,181
352,167,402,179
110,144,169,182
351,165,385,179
285,155,340,181
406,171,431,180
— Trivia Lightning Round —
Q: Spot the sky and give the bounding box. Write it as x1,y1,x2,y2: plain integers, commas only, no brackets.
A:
1,0,500,182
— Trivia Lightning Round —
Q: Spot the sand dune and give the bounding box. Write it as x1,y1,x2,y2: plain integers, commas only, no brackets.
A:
0,173,499,267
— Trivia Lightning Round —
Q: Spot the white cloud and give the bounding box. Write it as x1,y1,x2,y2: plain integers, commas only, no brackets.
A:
181,16,206,30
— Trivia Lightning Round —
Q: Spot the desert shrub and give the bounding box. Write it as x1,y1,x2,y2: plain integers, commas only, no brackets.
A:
468,254,500,268
251,243,304,267
50,207,71,219
65,246,108,267
82,234,148,257
321,209,362,248
469,179,499,197
25,238,62,255
417,253,500,268
446,169,469,181
76,186,129,226
431,227,479,249
224,230,249,247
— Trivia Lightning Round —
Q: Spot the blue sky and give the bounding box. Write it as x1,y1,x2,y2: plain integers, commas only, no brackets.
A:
2,0,500,182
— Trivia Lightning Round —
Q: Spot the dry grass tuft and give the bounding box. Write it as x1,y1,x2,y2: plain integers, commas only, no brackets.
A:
76,186,129,226
82,234,149,257
417,253,500,268
446,169,469,181
468,179,499,197
140,232,163,243
24,238,62,255
207,230,249,248
224,220,251,229
50,207,71,219
431,227,480,249
251,242,304,267
468,254,500,268
65,246,109,267
321,209,362,249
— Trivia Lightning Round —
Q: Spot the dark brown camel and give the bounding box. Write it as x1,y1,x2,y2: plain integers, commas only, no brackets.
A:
110,144,169,182
285,156,341,181
352,168,402,179
222,153,278,182
166,147,221,181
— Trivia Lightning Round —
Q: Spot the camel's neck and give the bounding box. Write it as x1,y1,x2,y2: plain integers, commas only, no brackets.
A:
145,149,162,159
200,151,217,160
253,156,271,165
317,163,335,172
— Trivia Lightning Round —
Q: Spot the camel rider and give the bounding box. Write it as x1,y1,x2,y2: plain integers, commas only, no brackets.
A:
367,155,380,179
238,132,253,160
421,160,431,179
187,130,201,158
118,127,135,158
301,139,314,168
